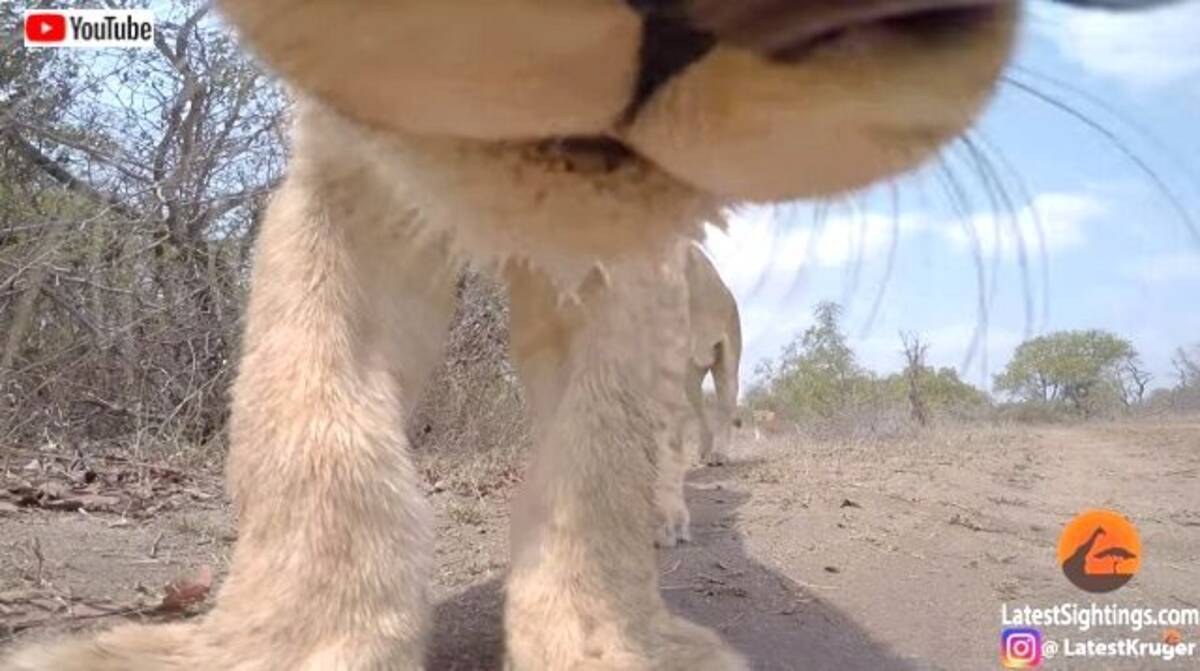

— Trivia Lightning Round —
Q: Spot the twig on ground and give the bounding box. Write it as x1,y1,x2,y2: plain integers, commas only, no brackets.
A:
149,532,164,559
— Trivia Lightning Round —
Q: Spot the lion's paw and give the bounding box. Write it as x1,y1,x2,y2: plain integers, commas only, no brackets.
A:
654,502,691,548
703,451,730,467
653,616,748,671
654,521,692,548
506,613,746,671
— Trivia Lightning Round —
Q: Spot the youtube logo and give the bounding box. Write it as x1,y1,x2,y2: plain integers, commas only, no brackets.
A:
24,13,67,44
22,9,154,49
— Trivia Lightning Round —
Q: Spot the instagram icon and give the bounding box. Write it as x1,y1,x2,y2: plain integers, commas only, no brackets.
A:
1001,628,1044,668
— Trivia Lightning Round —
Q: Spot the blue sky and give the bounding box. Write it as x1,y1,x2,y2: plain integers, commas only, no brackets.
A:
704,2,1200,394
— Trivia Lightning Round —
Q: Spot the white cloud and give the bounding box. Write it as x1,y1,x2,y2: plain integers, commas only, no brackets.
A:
707,193,1102,290
703,204,925,293
1032,2,1200,90
703,204,930,367
701,191,1109,389
939,192,1103,260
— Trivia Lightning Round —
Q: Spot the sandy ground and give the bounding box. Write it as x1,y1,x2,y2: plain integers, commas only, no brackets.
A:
2,419,1198,669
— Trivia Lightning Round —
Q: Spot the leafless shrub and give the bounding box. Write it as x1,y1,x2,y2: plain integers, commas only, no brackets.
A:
1,3,284,457
408,272,529,496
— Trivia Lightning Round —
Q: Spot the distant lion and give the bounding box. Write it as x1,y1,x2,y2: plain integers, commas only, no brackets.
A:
655,241,742,547
683,242,743,468
752,409,780,441
10,1,1140,669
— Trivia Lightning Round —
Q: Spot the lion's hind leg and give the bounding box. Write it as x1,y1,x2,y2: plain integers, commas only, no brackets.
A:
707,337,740,466
654,421,692,548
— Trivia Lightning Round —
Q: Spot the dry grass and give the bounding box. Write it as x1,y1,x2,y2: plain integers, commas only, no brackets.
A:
446,498,487,527
409,271,529,498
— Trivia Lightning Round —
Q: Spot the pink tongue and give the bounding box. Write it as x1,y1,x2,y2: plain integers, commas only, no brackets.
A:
687,0,999,57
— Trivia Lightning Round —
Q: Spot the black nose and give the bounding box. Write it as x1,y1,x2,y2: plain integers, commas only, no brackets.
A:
624,0,1180,119
625,0,715,122
687,0,1011,62
623,0,1000,119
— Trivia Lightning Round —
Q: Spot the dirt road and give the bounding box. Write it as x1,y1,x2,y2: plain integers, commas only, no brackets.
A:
655,421,1200,670
3,420,1198,669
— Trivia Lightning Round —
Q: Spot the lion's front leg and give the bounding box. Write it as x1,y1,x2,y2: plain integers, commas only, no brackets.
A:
202,113,457,669
503,261,745,671
1,107,456,671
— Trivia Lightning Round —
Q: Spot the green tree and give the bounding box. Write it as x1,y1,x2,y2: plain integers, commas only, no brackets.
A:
752,302,875,419
994,330,1137,416
748,308,990,428
881,365,988,414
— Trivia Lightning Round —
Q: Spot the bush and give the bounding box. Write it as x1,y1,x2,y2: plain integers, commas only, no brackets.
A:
993,330,1144,417
749,302,990,439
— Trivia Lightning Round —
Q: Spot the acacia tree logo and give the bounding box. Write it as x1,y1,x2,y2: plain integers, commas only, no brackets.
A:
1057,510,1141,593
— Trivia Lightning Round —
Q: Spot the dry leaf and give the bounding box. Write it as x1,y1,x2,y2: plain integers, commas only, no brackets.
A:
0,588,40,603
158,565,213,612
76,494,121,511
42,494,120,512
37,481,67,500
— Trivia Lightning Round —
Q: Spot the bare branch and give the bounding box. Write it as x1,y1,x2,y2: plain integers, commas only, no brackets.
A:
2,128,139,221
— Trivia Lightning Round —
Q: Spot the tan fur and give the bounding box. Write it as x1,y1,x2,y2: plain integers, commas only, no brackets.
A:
682,244,744,468
4,2,1019,669
654,242,742,548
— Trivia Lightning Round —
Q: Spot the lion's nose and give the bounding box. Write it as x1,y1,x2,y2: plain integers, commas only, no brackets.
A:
624,0,1005,118
626,1,715,121
629,0,1170,94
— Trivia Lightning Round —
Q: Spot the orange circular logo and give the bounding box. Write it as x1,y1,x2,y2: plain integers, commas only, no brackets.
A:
1057,509,1141,593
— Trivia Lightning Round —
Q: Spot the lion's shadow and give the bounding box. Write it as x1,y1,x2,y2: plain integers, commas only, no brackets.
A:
429,463,926,670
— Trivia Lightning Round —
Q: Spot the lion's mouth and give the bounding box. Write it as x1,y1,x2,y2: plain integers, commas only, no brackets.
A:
546,0,1006,174
532,136,640,174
